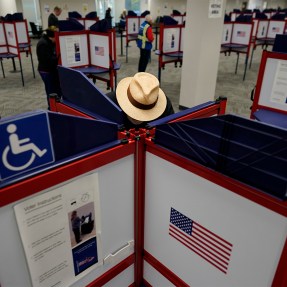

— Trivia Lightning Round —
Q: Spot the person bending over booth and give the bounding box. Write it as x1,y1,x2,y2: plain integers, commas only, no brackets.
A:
106,72,174,130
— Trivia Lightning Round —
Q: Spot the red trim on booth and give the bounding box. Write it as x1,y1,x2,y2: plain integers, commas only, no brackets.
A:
0,143,135,207
85,254,135,287
144,251,190,287
134,135,147,286
272,237,287,287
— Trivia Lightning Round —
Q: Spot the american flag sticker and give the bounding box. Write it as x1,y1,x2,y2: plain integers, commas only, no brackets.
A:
272,27,280,32
237,31,246,37
95,46,104,56
169,208,233,274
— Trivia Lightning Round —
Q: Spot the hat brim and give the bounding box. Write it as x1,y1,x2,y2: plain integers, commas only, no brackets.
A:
116,77,167,122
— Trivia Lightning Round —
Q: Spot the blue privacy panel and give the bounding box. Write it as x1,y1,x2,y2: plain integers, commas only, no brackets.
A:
154,114,287,200
0,110,120,184
58,66,125,124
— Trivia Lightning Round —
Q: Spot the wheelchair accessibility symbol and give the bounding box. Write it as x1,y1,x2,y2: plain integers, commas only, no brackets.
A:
2,124,48,171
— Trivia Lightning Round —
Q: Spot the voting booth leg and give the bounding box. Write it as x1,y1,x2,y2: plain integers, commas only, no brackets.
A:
235,53,239,74
249,46,255,69
158,66,161,84
1,59,5,78
19,58,25,86
126,46,128,63
243,56,248,81
30,52,36,78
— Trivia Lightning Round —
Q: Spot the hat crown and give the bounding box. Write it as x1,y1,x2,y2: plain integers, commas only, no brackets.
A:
129,73,159,105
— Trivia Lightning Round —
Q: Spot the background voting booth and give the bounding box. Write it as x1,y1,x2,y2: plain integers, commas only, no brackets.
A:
156,24,184,83
221,22,253,80
250,50,287,129
249,19,287,68
55,28,119,91
125,16,145,63
0,19,35,86
1,66,287,286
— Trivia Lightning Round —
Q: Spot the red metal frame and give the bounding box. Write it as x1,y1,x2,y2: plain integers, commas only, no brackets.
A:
0,142,135,208
250,50,287,118
143,138,287,286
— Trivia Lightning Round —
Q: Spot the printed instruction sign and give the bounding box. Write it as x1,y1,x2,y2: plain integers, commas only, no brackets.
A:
209,0,223,18
65,36,82,64
14,172,102,287
270,60,287,106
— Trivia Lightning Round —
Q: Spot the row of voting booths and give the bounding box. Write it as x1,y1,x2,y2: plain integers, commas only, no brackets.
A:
0,18,35,86
0,62,286,286
56,19,119,91
221,18,287,80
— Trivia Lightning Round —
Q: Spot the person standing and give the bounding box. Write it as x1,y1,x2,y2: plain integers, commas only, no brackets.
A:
48,6,62,29
137,14,154,72
105,7,113,29
36,28,61,110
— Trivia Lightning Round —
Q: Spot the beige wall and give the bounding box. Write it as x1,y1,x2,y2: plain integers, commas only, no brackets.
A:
38,0,96,29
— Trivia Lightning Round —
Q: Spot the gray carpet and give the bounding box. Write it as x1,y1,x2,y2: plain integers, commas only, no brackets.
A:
0,37,263,119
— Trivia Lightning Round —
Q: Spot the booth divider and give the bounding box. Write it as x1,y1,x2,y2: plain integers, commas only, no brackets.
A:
155,23,184,83
0,19,35,85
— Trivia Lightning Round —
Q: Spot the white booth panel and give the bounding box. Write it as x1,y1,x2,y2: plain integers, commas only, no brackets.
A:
144,261,175,287
0,155,134,287
144,152,287,287
103,264,134,287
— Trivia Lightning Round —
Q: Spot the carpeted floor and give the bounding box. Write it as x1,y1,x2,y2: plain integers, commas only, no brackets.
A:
0,36,263,120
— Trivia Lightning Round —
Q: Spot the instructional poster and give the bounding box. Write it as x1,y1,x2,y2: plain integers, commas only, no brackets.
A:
14,172,102,287
65,36,82,64
270,60,287,105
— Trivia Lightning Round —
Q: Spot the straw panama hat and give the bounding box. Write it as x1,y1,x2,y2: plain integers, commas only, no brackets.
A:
116,72,167,122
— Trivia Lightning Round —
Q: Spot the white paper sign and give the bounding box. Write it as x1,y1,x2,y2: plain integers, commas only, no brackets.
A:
270,60,287,106
14,173,102,287
209,0,223,18
65,36,82,64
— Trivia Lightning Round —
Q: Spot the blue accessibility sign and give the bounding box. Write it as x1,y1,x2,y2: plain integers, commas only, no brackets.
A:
0,111,55,180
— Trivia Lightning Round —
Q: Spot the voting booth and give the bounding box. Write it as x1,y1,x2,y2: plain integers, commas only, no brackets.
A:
55,28,119,91
250,50,287,129
156,23,184,82
1,65,287,286
0,19,35,85
125,16,145,63
221,22,253,80
249,19,287,68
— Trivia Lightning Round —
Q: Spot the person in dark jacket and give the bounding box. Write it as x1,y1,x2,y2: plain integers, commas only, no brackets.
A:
106,72,174,130
137,14,154,72
36,28,61,109
48,6,62,29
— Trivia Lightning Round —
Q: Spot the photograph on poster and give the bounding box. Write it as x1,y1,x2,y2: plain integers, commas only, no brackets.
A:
74,42,81,62
69,202,96,247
